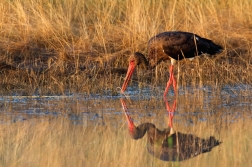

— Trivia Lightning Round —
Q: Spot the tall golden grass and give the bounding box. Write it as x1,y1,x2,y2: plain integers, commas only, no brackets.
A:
0,0,251,95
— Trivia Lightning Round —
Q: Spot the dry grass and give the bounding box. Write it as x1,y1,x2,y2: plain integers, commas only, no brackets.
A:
0,0,252,95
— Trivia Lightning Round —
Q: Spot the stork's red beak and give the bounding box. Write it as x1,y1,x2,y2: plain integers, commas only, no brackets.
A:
121,60,136,93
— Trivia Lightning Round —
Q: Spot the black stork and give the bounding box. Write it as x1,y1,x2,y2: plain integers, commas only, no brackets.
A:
121,31,223,97
120,98,221,161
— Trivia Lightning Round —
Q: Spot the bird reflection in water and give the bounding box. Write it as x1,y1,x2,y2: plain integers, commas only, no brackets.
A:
120,98,221,161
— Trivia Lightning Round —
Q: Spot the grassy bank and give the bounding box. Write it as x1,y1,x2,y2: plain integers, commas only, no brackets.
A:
0,0,251,95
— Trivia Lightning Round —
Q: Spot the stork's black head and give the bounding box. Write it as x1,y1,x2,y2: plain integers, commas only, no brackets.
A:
133,52,149,70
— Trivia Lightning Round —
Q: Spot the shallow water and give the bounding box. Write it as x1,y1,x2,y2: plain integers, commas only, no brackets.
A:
0,85,251,125
0,85,251,166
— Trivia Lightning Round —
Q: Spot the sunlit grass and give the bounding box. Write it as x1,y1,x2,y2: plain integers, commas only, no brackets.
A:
0,0,251,95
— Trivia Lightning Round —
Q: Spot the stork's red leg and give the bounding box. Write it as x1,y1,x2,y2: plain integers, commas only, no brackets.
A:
171,71,177,95
163,65,176,97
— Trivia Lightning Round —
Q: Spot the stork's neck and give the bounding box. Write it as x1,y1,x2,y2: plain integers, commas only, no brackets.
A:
134,52,149,70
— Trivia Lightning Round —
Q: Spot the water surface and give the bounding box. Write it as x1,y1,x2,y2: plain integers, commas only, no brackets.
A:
0,85,251,166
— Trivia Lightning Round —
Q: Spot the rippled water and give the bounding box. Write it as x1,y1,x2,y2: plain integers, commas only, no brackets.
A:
0,84,251,125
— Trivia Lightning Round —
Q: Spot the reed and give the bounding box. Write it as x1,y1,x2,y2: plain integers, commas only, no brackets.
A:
0,0,251,95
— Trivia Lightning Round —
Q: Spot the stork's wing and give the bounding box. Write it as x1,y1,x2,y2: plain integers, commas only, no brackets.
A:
161,32,198,60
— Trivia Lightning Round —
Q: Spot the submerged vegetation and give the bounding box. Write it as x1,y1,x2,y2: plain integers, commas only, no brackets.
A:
0,0,252,95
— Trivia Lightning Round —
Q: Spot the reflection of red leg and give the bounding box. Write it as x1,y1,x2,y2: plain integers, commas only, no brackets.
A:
120,99,135,133
163,65,177,97
164,98,176,128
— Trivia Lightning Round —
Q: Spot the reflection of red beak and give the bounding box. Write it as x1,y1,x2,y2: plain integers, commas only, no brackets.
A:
121,61,136,93
120,98,135,133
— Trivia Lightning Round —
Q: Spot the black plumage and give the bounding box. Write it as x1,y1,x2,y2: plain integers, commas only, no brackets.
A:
147,31,223,67
121,31,223,96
